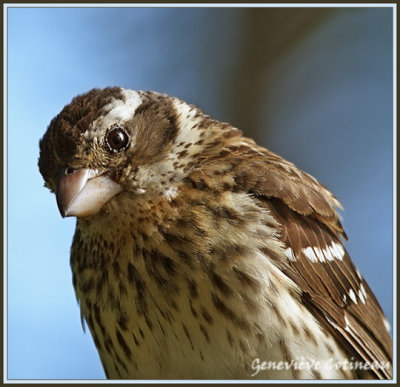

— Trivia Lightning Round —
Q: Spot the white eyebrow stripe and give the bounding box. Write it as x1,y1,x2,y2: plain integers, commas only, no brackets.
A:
103,88,142,123
84,89,142,140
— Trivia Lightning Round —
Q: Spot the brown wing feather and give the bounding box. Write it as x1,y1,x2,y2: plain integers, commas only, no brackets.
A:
226,141,393,379
266,198,392,379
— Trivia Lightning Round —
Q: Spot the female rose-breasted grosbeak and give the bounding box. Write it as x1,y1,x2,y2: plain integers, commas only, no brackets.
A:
39,87,392,379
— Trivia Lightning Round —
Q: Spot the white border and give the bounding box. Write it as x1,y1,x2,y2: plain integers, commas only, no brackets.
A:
3,2,397,384
3,2,8,385
2,3,398,8
391,2,397,384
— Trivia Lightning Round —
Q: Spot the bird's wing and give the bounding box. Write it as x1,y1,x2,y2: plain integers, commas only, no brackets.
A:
264,197,392,379
222,142,393,379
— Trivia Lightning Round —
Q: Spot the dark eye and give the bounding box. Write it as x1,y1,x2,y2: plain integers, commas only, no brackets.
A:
105,125,129,153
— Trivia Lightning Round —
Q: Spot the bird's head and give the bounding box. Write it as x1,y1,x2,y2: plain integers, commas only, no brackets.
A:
38,87,238,218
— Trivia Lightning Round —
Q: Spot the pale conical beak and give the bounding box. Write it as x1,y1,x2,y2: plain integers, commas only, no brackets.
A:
56,168,122,218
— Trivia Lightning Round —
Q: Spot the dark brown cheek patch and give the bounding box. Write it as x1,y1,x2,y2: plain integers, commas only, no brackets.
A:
126,95,179,165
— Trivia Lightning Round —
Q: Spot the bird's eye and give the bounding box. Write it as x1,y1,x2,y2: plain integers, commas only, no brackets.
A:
105,125,129,153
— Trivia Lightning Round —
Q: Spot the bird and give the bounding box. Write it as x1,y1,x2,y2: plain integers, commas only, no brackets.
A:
38,87,392,380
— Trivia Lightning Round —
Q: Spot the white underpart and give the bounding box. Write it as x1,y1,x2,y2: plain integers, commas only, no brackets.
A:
84,88,142,140
81,190,353,379
242,249,349,379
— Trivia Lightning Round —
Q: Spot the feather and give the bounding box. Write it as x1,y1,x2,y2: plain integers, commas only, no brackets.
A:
226,144,392,379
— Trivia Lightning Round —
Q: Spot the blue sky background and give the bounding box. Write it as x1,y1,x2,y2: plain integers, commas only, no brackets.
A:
6,6,393,380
